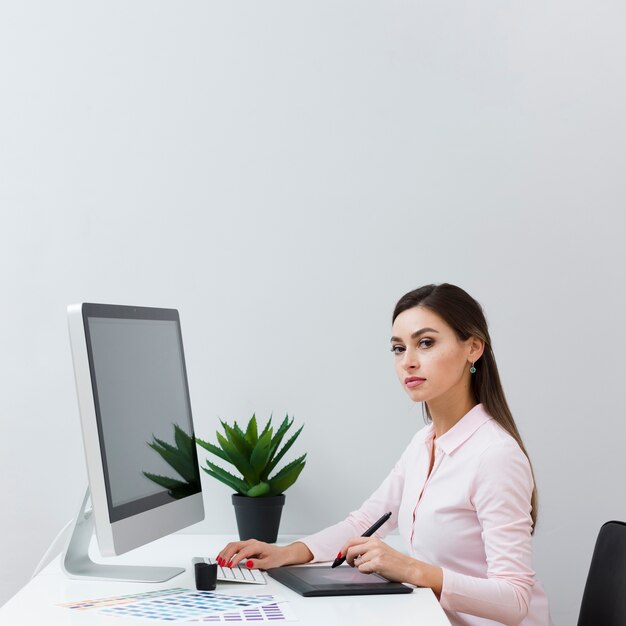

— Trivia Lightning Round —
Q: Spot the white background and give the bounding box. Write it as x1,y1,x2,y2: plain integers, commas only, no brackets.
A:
1,2,625,624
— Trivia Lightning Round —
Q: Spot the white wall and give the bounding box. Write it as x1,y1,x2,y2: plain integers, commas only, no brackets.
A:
1,2,625,623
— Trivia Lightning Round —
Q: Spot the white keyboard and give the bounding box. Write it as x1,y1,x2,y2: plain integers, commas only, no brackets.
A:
192,557,267,584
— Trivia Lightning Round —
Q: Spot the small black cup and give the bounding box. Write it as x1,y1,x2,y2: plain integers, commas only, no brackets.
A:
194,562,218,591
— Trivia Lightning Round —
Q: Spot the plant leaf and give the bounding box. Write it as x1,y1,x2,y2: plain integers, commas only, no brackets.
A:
203,461,249,494
266,415,292,466
269,454,307,481
250,429,273,474
195,437,230,463
268,455,306,495
232,421,249,448
264,424,304,480
222,421,253,458
245,414,259,446
246,482,270,497
258,414,273,441
216,432,256,485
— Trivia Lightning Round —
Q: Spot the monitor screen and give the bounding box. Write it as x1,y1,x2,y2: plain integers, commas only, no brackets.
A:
82,305,201,523
66,302,204,579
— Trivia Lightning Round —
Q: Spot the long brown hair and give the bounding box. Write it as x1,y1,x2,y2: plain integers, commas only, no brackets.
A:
392,283,538,530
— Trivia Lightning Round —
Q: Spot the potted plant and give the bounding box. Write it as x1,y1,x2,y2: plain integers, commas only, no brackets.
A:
195,413,306,543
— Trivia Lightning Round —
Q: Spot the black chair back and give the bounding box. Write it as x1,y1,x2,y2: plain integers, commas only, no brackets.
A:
577,520,626,626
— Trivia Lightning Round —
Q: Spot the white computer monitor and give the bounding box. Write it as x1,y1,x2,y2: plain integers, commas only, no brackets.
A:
64,303,204,582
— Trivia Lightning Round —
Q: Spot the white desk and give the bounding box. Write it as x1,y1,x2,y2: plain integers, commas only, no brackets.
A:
1,534,451,625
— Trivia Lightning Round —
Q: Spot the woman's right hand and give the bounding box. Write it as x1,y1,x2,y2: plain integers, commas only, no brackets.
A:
216,540,313,571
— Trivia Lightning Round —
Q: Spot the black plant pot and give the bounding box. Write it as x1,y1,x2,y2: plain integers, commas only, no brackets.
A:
231,494,286,543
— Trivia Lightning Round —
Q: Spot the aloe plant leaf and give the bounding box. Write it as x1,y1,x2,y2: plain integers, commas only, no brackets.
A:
266,415,292,465
246,481,270,497
202,468,244,493
222,421,253,457
264,424,304,480
268,455,306,495
258,414,273,441
203,461,249,494
245,414,259,446
216,432,257,485
269,453,307,481
232,422,249,447
195,437,230,463
250,429,273,474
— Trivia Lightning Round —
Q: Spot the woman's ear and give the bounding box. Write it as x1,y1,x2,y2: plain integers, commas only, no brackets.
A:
468,337,485,363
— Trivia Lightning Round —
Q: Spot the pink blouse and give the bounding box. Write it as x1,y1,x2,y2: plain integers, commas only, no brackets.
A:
302,404,551,626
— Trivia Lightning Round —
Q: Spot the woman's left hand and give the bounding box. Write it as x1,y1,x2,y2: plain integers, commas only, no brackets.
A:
342,537,443,596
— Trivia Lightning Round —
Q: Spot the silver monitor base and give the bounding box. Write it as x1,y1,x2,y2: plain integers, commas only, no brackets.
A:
61,489,185,582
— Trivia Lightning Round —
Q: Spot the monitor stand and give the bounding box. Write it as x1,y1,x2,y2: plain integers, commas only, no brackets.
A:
61,488,185,582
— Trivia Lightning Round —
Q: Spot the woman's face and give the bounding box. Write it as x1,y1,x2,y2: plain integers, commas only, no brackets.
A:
390,306,479,404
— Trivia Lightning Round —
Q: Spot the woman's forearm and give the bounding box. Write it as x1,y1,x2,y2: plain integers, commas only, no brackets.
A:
409,561,443,598
284,541,314,565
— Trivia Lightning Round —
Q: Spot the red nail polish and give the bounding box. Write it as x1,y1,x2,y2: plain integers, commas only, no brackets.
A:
337,552,342,559
246,560,253,568
228,561,233,568
218,557,224,566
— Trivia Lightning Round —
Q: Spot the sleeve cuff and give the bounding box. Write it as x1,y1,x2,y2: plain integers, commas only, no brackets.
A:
439,568,456,611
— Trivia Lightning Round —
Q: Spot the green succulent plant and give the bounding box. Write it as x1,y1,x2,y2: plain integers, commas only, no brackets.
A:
195,413,306,497
143,424,201,499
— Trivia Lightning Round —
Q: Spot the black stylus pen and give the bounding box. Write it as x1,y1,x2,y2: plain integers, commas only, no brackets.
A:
331,511,392,568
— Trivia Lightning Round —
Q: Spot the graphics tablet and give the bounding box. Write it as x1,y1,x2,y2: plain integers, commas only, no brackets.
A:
267,565,413,597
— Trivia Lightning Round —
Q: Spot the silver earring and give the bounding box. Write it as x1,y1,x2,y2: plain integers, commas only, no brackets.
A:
470,361,476,374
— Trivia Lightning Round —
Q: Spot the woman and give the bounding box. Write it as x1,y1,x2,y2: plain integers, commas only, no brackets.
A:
217,283,551,626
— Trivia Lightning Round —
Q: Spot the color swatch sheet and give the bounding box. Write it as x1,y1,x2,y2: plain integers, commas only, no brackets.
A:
61,587,297,622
